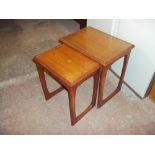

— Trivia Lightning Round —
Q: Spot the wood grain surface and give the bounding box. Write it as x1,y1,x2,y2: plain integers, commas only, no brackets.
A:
60,26,134,66
33,44,99,87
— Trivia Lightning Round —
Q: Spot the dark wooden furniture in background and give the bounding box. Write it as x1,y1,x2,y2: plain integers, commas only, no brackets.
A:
74,19,87,29
60,27,135,108
33,44,100,125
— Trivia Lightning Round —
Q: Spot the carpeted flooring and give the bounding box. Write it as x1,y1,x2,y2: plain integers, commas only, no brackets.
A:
0,19,155,134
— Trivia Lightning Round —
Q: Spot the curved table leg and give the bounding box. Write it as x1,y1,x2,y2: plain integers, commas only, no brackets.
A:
97,54,130,108
68,70,100,126
36,63,64,100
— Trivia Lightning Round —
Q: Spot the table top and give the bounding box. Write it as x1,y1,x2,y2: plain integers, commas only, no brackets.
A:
33,44,99,87
60,27,135,66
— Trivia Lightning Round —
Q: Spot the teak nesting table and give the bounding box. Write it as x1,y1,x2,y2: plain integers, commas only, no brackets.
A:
59,27,134,108
33,26,134,126
33,44,100,125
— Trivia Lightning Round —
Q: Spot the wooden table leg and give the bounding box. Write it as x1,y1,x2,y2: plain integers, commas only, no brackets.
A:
91,70,100,106
68,70,100,126
36,63,64,100
97,66,108,108
97,54,130,108
117,54,130,90
68,86,77,125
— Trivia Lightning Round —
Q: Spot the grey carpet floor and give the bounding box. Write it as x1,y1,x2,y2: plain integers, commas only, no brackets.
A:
0,19,155,134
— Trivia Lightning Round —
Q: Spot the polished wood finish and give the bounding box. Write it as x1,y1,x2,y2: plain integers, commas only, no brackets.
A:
33,44,100,125
33,44,99,87
59,27,135,107
60,27,134,66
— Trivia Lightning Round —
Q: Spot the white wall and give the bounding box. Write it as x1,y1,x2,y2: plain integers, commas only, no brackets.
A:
87,19,114,34
87,19,155,98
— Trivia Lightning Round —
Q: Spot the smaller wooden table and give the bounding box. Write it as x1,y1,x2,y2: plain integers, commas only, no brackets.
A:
59,27,135,108
33,44,100,125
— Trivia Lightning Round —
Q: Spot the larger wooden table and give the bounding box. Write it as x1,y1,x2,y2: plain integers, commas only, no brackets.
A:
60,27,135,108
